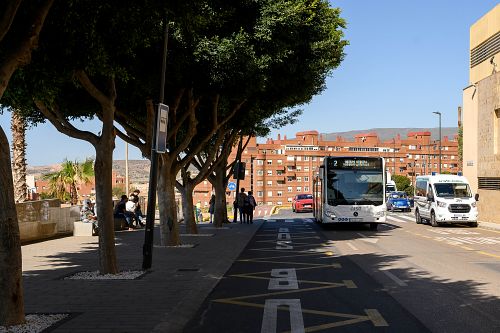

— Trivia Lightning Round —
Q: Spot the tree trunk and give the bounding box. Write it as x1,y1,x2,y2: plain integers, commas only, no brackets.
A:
182,184,198,234
94,141,118,274
10,111,27,203
157,158,180,246
0,126,25,326
213,162,227,228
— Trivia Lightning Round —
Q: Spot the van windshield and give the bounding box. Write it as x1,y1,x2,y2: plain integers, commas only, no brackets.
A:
434,183,472,198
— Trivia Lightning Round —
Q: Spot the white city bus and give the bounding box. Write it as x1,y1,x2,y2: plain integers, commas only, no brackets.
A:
313,156,387,230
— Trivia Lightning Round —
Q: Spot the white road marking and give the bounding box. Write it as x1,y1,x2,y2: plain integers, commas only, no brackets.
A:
303,219,314,223
261,299,304,333
268,268,298,290
285,219,295,223
266,219,276,223
427,229,480,235
435,236,500,245
398,214,416,221
346,242,358,251
381,269,407,286
279,228,289,232
277,233,291,240
386,216,409,223
276,241,293,249
356,233,379,244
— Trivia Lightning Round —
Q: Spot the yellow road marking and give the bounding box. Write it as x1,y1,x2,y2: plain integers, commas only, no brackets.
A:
477,251,500,259
236,259,340,267
231,264,341,277
213,299,388,330
216,285,337,301
255,236,321,243
239,253,325,261
228,274,356,288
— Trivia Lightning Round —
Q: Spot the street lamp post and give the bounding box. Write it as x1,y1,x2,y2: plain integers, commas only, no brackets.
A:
433,111,442,174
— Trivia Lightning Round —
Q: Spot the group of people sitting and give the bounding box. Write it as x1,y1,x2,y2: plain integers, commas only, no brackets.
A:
236,188,257,224
113,189,146,231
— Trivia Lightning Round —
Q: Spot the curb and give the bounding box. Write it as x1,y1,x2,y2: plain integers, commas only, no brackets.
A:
478,221,500,232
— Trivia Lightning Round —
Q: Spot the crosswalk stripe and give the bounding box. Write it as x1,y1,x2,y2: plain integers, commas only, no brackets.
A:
397,215,415,221
285,219,294,223
386,216,409,223
266,219,276,223
303,219,314,223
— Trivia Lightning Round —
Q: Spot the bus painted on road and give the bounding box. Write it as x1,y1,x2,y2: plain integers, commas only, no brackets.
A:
313,156,387,229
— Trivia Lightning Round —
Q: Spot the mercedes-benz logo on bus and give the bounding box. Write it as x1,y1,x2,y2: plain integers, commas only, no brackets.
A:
353,212,359,217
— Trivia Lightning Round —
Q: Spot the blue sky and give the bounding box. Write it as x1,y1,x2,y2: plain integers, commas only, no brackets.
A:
0,0,498,166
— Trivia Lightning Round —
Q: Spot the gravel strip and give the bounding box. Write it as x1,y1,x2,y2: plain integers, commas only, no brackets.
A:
0,314,68,333
64,270,145,280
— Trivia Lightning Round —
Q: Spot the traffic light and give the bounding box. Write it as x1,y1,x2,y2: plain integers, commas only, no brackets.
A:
234,162,246,180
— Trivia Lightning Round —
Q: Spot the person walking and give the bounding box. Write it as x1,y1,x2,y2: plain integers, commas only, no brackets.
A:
246,191,257,224
209,194,216,223
237,188,248,224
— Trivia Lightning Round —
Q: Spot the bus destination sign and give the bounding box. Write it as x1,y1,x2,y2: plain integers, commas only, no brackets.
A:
327,157,382,170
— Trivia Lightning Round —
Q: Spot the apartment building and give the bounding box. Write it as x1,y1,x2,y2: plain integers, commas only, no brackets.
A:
193,130,459,207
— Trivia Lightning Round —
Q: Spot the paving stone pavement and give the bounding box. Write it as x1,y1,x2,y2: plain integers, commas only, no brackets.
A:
20,219,262,332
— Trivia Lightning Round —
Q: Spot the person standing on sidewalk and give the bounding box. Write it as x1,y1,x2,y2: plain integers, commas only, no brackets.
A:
246,191,257,224
237,188,248,224
209,194,216,223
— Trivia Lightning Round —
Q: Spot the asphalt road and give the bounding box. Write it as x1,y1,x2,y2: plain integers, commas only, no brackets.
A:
184,211,439,332
302,208,500,333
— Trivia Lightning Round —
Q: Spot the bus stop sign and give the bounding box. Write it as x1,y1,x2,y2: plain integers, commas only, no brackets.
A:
155,103,169,153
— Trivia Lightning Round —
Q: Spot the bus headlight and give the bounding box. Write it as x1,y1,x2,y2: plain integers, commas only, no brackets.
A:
437,201,446,208
325,209,336,218
471,201,477,208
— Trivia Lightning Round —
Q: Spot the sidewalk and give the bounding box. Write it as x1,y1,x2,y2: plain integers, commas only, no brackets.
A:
20,219,263,332
478,220,500,232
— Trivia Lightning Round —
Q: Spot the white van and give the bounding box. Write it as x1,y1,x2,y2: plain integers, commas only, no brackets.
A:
414,174,479,227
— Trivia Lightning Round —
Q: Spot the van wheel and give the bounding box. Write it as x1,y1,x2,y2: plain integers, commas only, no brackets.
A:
468,222,478,228
415,210,422,224
430,212,439,227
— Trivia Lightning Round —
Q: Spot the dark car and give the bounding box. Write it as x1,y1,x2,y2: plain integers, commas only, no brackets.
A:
292,194,313,213
386,191,411,212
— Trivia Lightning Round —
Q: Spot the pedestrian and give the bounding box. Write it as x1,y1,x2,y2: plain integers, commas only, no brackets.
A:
125,195,138,230
237,188,248,223
246,191,257,224
209,194,216,223
131,189,145,227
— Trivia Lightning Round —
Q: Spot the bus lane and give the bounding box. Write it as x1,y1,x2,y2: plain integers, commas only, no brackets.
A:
185,218,428,332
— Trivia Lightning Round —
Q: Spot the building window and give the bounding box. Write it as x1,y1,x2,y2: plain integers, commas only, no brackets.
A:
277,201,283,205
287,156,295,161
304,176,309,182
287,197,293,202
296,177,302,182
267,160,272,165
257,170,264,176
257,181,263,186
268,191,273,197
312,157,317,161
277,191,283,197
277,170,284,175
304,166,309,172
304,186,309,192
304,156,309,161
277,160,283,165
267,170,273,176
257,191,263,197
287,176,294,182
296,187,302,192
296,166,302,171
267,180,272,186
287,186,293,193
257,160,264,165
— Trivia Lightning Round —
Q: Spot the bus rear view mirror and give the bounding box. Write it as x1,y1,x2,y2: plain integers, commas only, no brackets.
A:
426,193,434,202
474,193,479,201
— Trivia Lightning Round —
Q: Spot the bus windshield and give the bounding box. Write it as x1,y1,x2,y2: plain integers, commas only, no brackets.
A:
434,183,472,198
326,170,384,206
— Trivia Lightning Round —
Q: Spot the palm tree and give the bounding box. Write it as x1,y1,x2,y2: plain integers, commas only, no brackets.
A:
10,110,27,203
43,158,94,204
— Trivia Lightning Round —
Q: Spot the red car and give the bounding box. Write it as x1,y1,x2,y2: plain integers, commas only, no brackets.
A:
292,194,313,213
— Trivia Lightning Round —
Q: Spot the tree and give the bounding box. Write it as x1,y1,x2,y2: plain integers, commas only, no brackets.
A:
43,159,94,204
11,110,27,203
0,0,54,326
392,174,412,195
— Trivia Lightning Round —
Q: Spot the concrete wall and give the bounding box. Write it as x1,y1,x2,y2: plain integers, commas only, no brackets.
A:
476,72,500,224
16,199,81,243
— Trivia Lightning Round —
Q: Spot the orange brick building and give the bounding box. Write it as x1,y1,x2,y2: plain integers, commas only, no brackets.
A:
193,130,460,207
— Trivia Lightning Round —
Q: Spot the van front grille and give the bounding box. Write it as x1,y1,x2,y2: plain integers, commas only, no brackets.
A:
448,204,471,213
